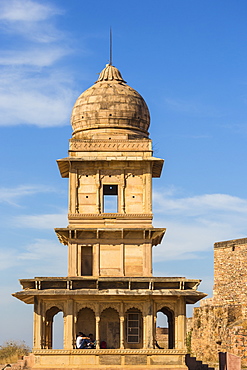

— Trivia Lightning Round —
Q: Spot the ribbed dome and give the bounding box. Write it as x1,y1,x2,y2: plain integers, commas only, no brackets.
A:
71,64,150,139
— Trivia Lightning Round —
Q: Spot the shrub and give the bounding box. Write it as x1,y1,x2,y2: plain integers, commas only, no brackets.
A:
186,329,193,354
0,341,30,363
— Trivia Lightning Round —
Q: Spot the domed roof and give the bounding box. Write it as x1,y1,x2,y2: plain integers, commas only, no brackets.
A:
71,64,150,139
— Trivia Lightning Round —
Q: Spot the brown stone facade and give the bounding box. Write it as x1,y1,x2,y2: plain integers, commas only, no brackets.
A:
190,238,247,367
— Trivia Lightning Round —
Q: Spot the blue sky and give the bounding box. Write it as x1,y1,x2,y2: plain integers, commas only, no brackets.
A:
0,0,247,347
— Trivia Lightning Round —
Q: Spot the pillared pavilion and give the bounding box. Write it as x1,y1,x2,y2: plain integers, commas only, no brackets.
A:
13,63,206,370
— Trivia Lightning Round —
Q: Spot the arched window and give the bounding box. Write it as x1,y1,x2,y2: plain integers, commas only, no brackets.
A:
77,308,95,341
125,308,143,349
45,306,64,349
156,307,174,349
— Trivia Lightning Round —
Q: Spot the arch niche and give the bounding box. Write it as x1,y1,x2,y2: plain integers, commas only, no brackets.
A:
45,306,64,349
156,307,174,349
77,307,95,339
125,307,143,349
100,308,120,349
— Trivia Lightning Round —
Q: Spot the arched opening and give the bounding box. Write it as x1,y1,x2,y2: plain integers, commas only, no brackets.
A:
100,308,120,349
77,307,95,341
53,311,64,349
45,306,64,349
125,308,143,349
156,307,174,349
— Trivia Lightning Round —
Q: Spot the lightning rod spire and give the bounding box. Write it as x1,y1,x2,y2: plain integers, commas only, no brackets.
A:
109,27,112,65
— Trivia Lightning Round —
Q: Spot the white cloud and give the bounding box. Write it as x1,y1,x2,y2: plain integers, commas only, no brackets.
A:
19,238,67,276
0,185,54,206
153,190,247,216
0,0,80,127
0,0,61,22
152,188,247,261
14,212,67,229
0,238,67,275
0,69,75,127
0,0,63,43
0,48,70,67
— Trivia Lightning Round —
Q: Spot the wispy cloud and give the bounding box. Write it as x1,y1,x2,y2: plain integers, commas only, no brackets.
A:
0,48,70,67
153,188,247,261
0,0,61,22
0,71,75,126
0,238,67,275
0,0,79,127
0,0,64,42
153,191,247,216
14,212,67,229
0,185,54,206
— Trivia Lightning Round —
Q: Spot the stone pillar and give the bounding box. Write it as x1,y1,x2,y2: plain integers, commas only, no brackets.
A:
96,170,101,213
45,319,52,349
143,243,152,276
95,312,100,349
120,316,125,349
147,301,154,348
120,303,125,348
93,243,100,276
68,243,78,277
120,243,124,276
120,173,126,213
153,302,157,349
33,298,42,349
69,169,77,214
176,297,186,349
145,163,152,213
143,301,153,348
64,299,74,349
143,313,147,348
75,170,80,213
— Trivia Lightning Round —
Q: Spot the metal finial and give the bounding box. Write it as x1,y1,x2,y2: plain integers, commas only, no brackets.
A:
109,27,112,65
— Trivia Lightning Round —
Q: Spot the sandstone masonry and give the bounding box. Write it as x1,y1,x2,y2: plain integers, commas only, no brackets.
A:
190,237,247,367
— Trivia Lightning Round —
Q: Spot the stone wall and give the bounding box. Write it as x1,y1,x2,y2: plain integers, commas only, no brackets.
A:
190,238,247,367
214,238,247,305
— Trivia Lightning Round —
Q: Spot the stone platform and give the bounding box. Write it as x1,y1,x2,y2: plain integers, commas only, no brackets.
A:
32,349,188,370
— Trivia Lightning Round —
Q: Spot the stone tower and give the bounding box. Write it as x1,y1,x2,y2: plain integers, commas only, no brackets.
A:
13,63,206,370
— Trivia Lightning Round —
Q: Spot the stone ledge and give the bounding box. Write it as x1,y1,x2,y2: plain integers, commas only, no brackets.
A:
214,237,247,249
33,349,187,355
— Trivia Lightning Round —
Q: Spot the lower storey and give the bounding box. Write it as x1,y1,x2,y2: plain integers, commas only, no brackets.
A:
32,349,187,370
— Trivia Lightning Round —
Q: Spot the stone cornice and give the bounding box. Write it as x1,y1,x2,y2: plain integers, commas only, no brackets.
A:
57,156,163,178
214,237,247,249
69,139,152,152
68,213,153,219
54,227,166,246
33,348,187,355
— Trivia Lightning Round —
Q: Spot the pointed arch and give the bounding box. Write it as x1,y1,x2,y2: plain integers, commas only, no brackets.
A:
100,307,120,349
77,307,95,339
45,306,64,349
125,307,143,349
156,306,174,349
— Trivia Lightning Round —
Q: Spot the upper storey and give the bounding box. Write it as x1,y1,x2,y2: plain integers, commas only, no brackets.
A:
57,64,163,179
71,64,150,140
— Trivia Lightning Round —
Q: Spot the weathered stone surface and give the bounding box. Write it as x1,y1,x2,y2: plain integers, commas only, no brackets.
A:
190,238,247,366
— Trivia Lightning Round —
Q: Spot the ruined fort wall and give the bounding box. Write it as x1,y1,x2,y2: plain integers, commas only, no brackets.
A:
191,304,247,365
190,238,247,367
213,238,247,305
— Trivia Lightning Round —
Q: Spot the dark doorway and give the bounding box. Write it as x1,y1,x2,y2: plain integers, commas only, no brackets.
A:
81,246,93,276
